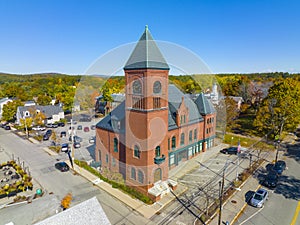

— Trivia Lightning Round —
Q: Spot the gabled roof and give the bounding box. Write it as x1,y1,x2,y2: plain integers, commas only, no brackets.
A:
97,85,207,132
96,101,125,133
18,105,63,118
194,93,215,115
168,85,203,130
124,26,169,70
0,97,12,104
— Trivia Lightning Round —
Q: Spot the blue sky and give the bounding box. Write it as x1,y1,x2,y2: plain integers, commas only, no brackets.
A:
0,0,299,74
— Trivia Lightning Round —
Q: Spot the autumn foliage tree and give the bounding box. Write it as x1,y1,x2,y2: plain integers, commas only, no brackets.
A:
61,193,72,210
254,78,300,139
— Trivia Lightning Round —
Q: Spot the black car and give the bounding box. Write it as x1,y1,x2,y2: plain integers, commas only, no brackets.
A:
4,125,11,130
220,147,238,155
60,131,67,137
263,172,278,188
45,130,52,136
43,134,50,141
273,160,286,175
58,122,65,127
77,125,82,130
55,162,69,172
90,125,96,130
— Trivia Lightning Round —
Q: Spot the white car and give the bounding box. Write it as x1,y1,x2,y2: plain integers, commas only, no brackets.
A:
250,188,268,207
32,126,46,131
61,143,69,153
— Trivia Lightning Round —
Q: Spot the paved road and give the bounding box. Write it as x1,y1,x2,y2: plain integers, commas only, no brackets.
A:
234,140,300,225
152,151,254,225
0,128,154,225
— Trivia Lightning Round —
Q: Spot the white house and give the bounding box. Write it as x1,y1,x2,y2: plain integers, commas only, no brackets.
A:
16,105,64,125
0,97,13,119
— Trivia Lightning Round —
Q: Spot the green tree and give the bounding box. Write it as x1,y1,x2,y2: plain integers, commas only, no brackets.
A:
20,117,33,138
37,94,52,105
253,78,300,138
2,100,23,122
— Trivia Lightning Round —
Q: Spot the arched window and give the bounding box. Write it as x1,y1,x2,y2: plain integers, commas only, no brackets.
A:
180,133,185,146
155,146,161,157
131,167,136,180
113,138,118,152
134,145,140,158
153,81,162,94
171,136,176,149
138,170,144,184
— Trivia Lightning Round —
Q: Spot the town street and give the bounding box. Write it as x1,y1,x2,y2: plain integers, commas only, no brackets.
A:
0,128,154,225
234,139,300,225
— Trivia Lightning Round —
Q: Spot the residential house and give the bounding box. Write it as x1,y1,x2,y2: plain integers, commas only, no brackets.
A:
16,105,64,125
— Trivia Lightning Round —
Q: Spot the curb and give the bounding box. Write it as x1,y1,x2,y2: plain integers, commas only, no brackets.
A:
230,185,262,225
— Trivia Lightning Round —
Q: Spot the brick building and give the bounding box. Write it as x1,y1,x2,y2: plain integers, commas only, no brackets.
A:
95,26,216,201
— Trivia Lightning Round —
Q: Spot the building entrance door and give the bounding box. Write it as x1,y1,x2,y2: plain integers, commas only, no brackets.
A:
154,168,162,183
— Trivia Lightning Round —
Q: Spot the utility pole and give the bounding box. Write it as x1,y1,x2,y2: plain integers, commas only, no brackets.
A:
218,164,226,225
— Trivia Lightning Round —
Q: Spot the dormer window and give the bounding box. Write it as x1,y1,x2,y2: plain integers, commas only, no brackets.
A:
24,111,30,117
111,117,121,130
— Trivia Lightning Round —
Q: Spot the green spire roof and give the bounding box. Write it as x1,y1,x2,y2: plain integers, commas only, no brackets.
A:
124,26,169,70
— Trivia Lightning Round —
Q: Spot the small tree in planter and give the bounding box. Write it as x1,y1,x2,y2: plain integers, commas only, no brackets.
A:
61,193,72,210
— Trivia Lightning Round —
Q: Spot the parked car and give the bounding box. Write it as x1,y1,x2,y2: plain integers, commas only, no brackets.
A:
84,127,90,132
89,136,95,144
32,126,46,131
52,123,58,128
73,135,83,142
61,143,69,152
77,125,82,130
60,131,67,137
45,123,53,128
90,125,96,130
45,130,52,136
55,162,69,172
220,147,238,155
263,171,278,188
4,125,11,130
273,160,286,175
250,188,268,207
43,134,50,141
73,142,81,148
57,122,65,127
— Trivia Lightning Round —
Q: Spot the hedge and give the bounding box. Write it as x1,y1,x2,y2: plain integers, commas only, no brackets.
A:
74,160,153,204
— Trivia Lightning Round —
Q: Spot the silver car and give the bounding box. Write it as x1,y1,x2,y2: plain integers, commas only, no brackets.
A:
250,188,268,207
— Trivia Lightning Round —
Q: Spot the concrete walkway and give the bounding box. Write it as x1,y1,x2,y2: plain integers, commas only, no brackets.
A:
66,143,229,219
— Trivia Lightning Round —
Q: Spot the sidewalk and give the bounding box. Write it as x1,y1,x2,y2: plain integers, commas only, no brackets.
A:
66,143,229,219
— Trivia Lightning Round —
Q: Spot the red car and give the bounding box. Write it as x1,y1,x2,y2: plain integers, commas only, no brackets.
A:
84,127,90,132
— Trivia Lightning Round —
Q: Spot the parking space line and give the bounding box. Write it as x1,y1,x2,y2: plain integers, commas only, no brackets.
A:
290,201,300,225
239,206,264,225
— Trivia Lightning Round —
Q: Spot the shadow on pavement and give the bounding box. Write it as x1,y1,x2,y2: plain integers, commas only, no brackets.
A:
284,142,300,162
274,175,300,201
245,190,255,203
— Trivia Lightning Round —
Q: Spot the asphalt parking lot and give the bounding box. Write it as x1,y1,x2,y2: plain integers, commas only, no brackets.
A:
38,118,102,162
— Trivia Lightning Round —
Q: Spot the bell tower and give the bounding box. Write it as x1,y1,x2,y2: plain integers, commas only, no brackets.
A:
124,26,170,194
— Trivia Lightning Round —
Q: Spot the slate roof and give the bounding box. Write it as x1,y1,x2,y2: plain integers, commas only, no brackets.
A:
96,85,215,132
34,197,111,225
96,101,125,133
124,26,169,70
194,93,216,115
18,105,63,118
0,97,12,104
